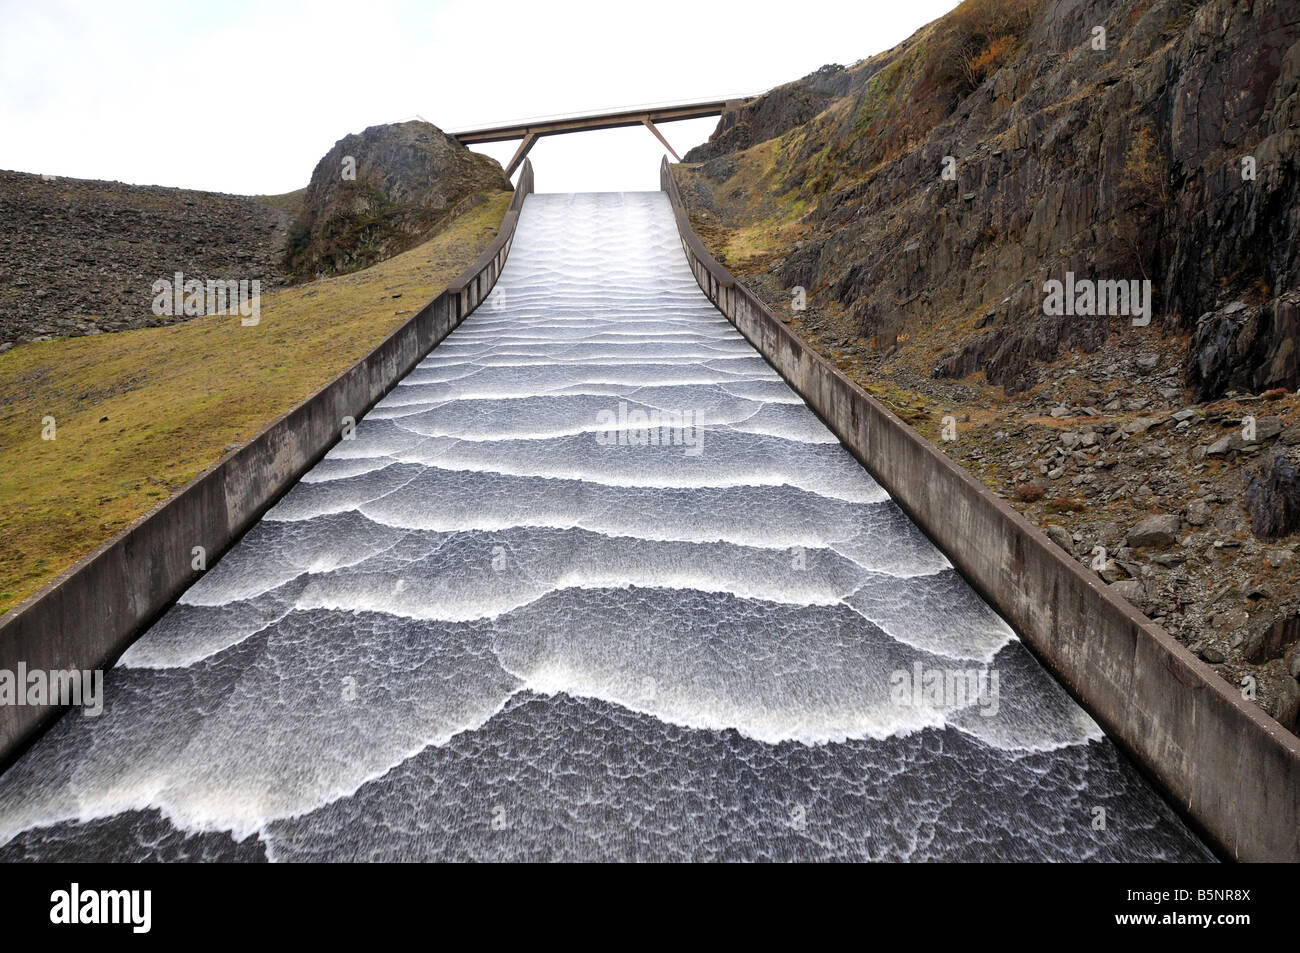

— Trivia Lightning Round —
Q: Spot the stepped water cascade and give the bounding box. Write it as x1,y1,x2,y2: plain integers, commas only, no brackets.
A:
0,193,1212,861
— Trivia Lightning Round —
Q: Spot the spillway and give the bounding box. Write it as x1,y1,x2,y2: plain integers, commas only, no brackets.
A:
0,192,1211,861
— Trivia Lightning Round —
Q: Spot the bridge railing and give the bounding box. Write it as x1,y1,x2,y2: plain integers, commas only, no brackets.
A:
660,155,1300,863
0,160,535,767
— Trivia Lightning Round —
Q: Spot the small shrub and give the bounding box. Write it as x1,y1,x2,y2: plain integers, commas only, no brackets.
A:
1014,483,1045,502
938,0,1041,95
963,33,1018,87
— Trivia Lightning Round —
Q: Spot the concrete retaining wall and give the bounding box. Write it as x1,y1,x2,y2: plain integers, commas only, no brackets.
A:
662,158,1300,862
0,161,535,765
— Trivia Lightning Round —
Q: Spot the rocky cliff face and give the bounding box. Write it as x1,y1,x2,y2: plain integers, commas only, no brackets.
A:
677,0,1300,732
285,121,510,279
679,0,1300,398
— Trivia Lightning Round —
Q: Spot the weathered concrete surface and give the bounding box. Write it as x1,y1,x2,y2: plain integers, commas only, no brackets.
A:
662,158,1300,863
0,162,535,765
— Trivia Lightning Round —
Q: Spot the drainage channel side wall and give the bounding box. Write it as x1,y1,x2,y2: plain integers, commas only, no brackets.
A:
0,160,535,763
661,157,1299,862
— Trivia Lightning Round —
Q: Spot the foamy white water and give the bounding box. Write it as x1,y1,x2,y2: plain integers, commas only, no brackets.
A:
0,192,1210,862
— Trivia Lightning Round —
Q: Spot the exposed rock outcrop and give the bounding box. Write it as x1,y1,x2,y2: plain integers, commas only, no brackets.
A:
285,121,510,279
678,0,1300,398
1188,294,1300,400
1246,449,1300,540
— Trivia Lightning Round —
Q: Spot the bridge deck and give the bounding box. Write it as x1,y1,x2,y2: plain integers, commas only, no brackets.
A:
450,100,740,144
452,100,744,173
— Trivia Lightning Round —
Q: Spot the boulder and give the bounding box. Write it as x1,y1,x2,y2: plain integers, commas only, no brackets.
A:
285,121,510,279
1109,580,1147,611
1185,498,1212,526
1286,643,1300,680
1266,676,1300,731
1199,643,1227,664
1123,417,1162,436
1126,514,1182,548
1045,524,1073,554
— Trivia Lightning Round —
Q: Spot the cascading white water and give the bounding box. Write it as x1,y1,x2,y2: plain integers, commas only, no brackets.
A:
0,193,1211,861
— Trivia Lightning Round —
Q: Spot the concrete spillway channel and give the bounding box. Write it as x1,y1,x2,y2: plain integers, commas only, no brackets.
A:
0,193,1212,861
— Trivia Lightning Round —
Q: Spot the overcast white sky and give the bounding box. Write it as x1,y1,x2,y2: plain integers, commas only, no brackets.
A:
0,0,961,195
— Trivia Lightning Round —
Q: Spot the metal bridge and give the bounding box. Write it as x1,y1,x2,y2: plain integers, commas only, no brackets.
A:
450,98,746,174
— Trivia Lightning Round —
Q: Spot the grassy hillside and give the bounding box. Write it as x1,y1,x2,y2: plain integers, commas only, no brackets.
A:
0,190,510,614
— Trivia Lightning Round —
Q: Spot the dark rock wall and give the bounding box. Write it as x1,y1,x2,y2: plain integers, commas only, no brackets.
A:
680,0,1300,397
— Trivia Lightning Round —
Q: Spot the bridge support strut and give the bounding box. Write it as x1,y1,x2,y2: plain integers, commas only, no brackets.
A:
505,132,538,178
642,118,681,162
